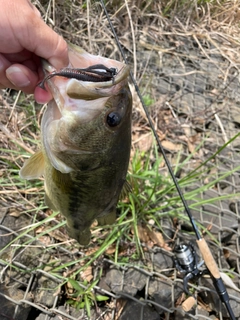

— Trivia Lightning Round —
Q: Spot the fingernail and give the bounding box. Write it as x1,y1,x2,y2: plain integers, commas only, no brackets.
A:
6,66,31,87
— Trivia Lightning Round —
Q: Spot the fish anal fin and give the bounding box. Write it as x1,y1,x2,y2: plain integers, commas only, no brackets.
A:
44,193,57,211
98,211,116,226
20,150,45,180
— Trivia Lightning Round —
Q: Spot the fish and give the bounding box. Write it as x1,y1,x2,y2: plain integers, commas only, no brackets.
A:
20,44,132,245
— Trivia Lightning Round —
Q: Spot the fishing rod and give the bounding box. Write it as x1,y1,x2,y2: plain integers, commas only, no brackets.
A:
100,1,236,319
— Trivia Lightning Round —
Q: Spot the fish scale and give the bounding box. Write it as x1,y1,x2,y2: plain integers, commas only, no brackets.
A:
20,43,132,245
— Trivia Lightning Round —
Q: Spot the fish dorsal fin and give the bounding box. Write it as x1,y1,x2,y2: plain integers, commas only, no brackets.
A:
20,150,45,180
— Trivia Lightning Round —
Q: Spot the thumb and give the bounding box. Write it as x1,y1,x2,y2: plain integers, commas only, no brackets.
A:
10,1,70,70
1,0,70,69
28,17,69,69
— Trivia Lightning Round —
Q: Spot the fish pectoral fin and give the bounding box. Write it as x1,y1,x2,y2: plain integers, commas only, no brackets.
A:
44,193,57,211
20,150,45,180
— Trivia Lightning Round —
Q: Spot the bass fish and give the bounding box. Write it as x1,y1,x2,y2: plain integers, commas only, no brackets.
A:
20,44,132,245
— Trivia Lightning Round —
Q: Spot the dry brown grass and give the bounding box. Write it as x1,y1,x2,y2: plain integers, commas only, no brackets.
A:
0,1,240,318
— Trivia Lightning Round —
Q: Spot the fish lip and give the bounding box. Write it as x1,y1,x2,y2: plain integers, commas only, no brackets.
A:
41,63,130,91
41,53,130,91
41,49,130,103
65,64,130,99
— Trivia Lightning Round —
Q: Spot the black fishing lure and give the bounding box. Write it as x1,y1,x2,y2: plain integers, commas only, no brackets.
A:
39,64,118,90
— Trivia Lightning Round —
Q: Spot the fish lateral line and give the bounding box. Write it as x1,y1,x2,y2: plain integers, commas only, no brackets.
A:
38,64,118,90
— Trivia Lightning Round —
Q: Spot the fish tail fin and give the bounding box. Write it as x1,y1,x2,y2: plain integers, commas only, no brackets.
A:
66,225,91,246
20,150,45,180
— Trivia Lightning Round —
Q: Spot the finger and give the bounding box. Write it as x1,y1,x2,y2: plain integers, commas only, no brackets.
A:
1,1,69,70
0,53,11,78
34,86,52,104
18,12,69,69
34,26,69,70
0,52,42,94
5,63,39,94
31,2,41,18
0,54,17,89
3,50,33,64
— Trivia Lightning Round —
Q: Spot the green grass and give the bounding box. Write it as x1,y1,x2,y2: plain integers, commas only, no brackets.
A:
1,130,239,237
66,278,109,318
2,133,239,270
1,0,240,316
1,90,240,317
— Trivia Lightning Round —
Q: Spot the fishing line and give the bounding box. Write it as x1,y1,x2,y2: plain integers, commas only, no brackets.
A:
100,1,236,319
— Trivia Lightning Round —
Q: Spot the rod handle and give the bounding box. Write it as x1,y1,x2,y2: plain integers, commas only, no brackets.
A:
196,238,220,278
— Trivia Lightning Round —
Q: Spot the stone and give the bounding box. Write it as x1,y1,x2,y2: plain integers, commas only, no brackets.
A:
35,306,86,320
152,252,174,273
119,299,159,320
148,279,184,313
102,267,147,296
2,246,50,292
0,208,31,251
174,306,195,319
196,306,210,319
0,284,32,320
187,189,238,234
35,276,59,307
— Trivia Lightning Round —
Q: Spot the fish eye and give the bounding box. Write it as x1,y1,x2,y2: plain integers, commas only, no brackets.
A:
106,111,121,127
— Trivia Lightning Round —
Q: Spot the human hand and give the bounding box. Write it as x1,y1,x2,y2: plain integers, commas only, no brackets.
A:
0,0,69,103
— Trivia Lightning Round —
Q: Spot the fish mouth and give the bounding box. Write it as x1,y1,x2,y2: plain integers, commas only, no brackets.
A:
41,44,130,116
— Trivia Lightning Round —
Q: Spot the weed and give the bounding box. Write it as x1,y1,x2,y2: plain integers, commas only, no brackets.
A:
66,278,109,317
